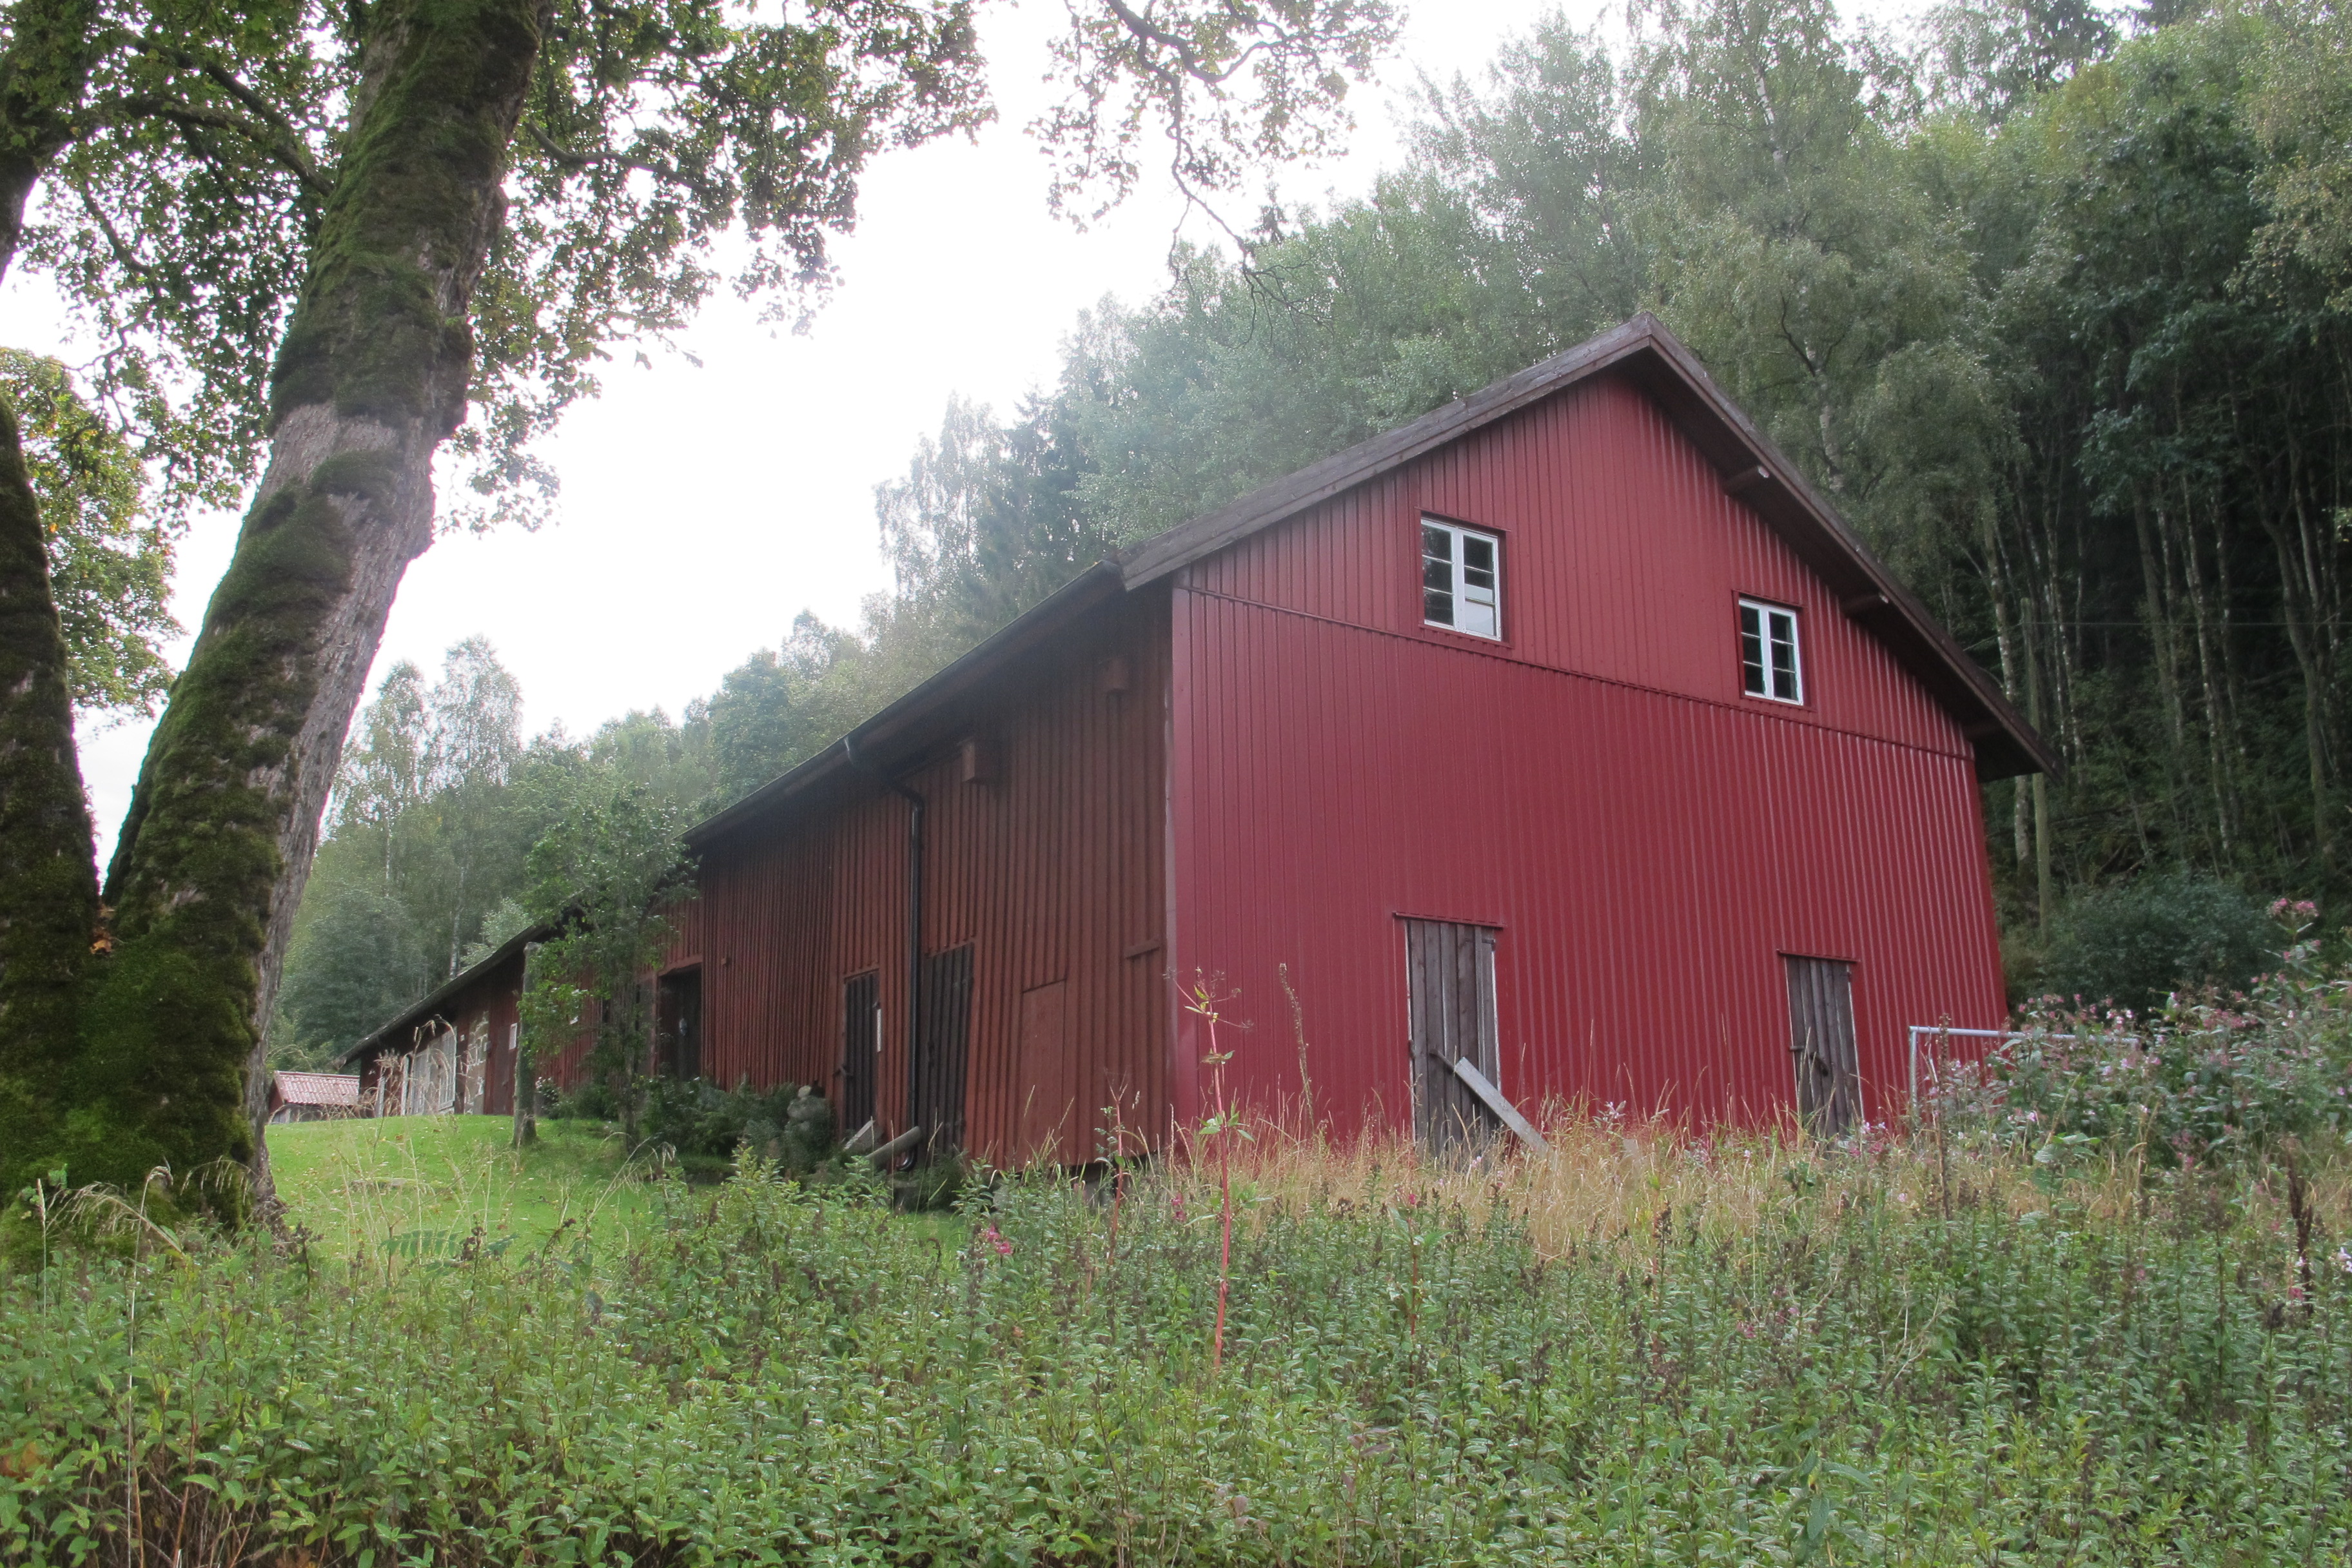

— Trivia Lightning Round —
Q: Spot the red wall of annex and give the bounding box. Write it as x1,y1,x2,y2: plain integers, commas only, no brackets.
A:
354,952,526,1115
683,596,1171,1163
1167,371,2007,1133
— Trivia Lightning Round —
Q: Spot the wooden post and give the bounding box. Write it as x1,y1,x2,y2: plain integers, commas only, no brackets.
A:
1449,1057,1549,1153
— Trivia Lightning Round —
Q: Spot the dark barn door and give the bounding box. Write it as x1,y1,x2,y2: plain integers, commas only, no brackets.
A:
911,944,975,1153
1785,956,1860,1137
839,972,880,1137
656,968,701,1081
1404,919,1502,1151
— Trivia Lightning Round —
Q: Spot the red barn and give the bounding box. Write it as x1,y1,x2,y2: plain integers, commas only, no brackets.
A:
347,315,2050,1154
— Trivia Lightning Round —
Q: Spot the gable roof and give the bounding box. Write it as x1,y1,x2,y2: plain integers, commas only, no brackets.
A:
1122,313,2055,780
689,315,2051,855
348,318,2053,1054
271,1071,360,1108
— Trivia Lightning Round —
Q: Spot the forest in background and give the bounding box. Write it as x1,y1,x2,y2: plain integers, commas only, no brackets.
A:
271,0,2352,1066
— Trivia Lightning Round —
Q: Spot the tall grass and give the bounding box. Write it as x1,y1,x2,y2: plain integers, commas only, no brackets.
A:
6,1109,2348,1566
1211,1103,2352,1256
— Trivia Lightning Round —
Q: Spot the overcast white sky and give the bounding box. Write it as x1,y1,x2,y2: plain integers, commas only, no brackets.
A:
9,1,1605,863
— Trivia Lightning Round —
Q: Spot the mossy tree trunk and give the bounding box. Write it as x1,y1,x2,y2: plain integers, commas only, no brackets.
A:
0,0,115,1177
0,393,99,1173
11,0,547,1211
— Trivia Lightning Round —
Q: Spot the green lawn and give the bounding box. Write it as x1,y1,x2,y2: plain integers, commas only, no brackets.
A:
265,1114,665,1258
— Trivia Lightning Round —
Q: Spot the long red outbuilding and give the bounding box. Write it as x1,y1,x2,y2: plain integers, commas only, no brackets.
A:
348,315,2052,1156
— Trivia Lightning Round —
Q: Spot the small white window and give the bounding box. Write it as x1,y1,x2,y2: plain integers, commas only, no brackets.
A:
1422,518,1502,640
1740,598,1803,703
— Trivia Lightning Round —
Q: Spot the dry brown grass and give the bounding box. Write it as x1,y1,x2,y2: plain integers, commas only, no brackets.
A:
1159,1102,2352,1261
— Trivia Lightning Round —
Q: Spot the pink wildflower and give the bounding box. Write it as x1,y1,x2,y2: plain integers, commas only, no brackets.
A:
980,1222,1012,1257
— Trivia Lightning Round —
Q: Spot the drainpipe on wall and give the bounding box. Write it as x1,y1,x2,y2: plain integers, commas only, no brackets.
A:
843,734,925,1140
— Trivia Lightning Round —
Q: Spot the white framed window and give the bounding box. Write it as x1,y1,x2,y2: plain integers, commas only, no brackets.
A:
1740,598,1803,703
1422,518,1502,640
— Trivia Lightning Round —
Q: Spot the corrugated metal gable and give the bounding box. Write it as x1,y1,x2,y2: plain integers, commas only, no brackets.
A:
1184,375,1961,756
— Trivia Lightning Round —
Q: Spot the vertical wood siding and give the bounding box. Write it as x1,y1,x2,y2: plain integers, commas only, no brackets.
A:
354,949,528,1115
683,598,1170,1163
1167,370,2006,1134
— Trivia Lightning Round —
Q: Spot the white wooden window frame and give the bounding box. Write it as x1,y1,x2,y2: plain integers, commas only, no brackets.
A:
1739,597,1804,704
1421,517,1504,640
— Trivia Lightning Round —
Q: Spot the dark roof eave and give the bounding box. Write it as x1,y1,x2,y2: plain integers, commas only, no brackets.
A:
683,560,1127,848
340,921,549,1065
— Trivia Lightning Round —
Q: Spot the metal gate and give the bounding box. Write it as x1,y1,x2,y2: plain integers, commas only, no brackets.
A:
1404,919,1502,1150
1785,956,1860,1137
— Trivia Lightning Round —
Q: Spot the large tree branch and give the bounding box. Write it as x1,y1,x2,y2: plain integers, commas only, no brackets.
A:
1101,0,1277,86
0,0,106,284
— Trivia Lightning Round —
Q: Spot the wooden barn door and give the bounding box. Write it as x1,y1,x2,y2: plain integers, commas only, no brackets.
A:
1404,919,1502,1150
1785,956,1860,1137
839,972,880,1138
910,944,975,1154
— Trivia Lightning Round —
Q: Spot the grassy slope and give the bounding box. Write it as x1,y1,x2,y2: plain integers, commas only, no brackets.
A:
266,1115,663,1257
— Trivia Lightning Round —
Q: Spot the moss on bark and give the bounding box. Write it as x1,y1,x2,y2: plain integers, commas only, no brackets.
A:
0,392,101,1191
68,473,364,1204
269,0,544,437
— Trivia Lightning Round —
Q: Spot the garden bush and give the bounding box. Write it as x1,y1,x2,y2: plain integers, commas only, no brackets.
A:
640,1077,835,1170
2040,870,2277,1013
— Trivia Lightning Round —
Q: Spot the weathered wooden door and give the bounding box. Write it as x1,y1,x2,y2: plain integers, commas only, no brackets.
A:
1784,956,1860,1137
911,944,975,1153
1404,919,1502,1150
839,972,880,1137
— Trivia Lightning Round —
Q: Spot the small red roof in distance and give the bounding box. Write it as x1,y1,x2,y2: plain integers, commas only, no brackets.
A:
272,1071,361,1108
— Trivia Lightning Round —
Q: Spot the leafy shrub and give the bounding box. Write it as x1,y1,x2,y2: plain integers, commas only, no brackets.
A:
2041,870,2276,1014
1939,903,2352,1164
887,1153,967,1211
642,1077,835,1171
538,1075,617,1122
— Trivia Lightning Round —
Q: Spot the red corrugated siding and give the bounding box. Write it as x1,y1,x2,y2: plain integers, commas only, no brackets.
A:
379,366,2009,1149
1168,369,2006,1133
687,597,1170,1162
1184,375,1955,754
